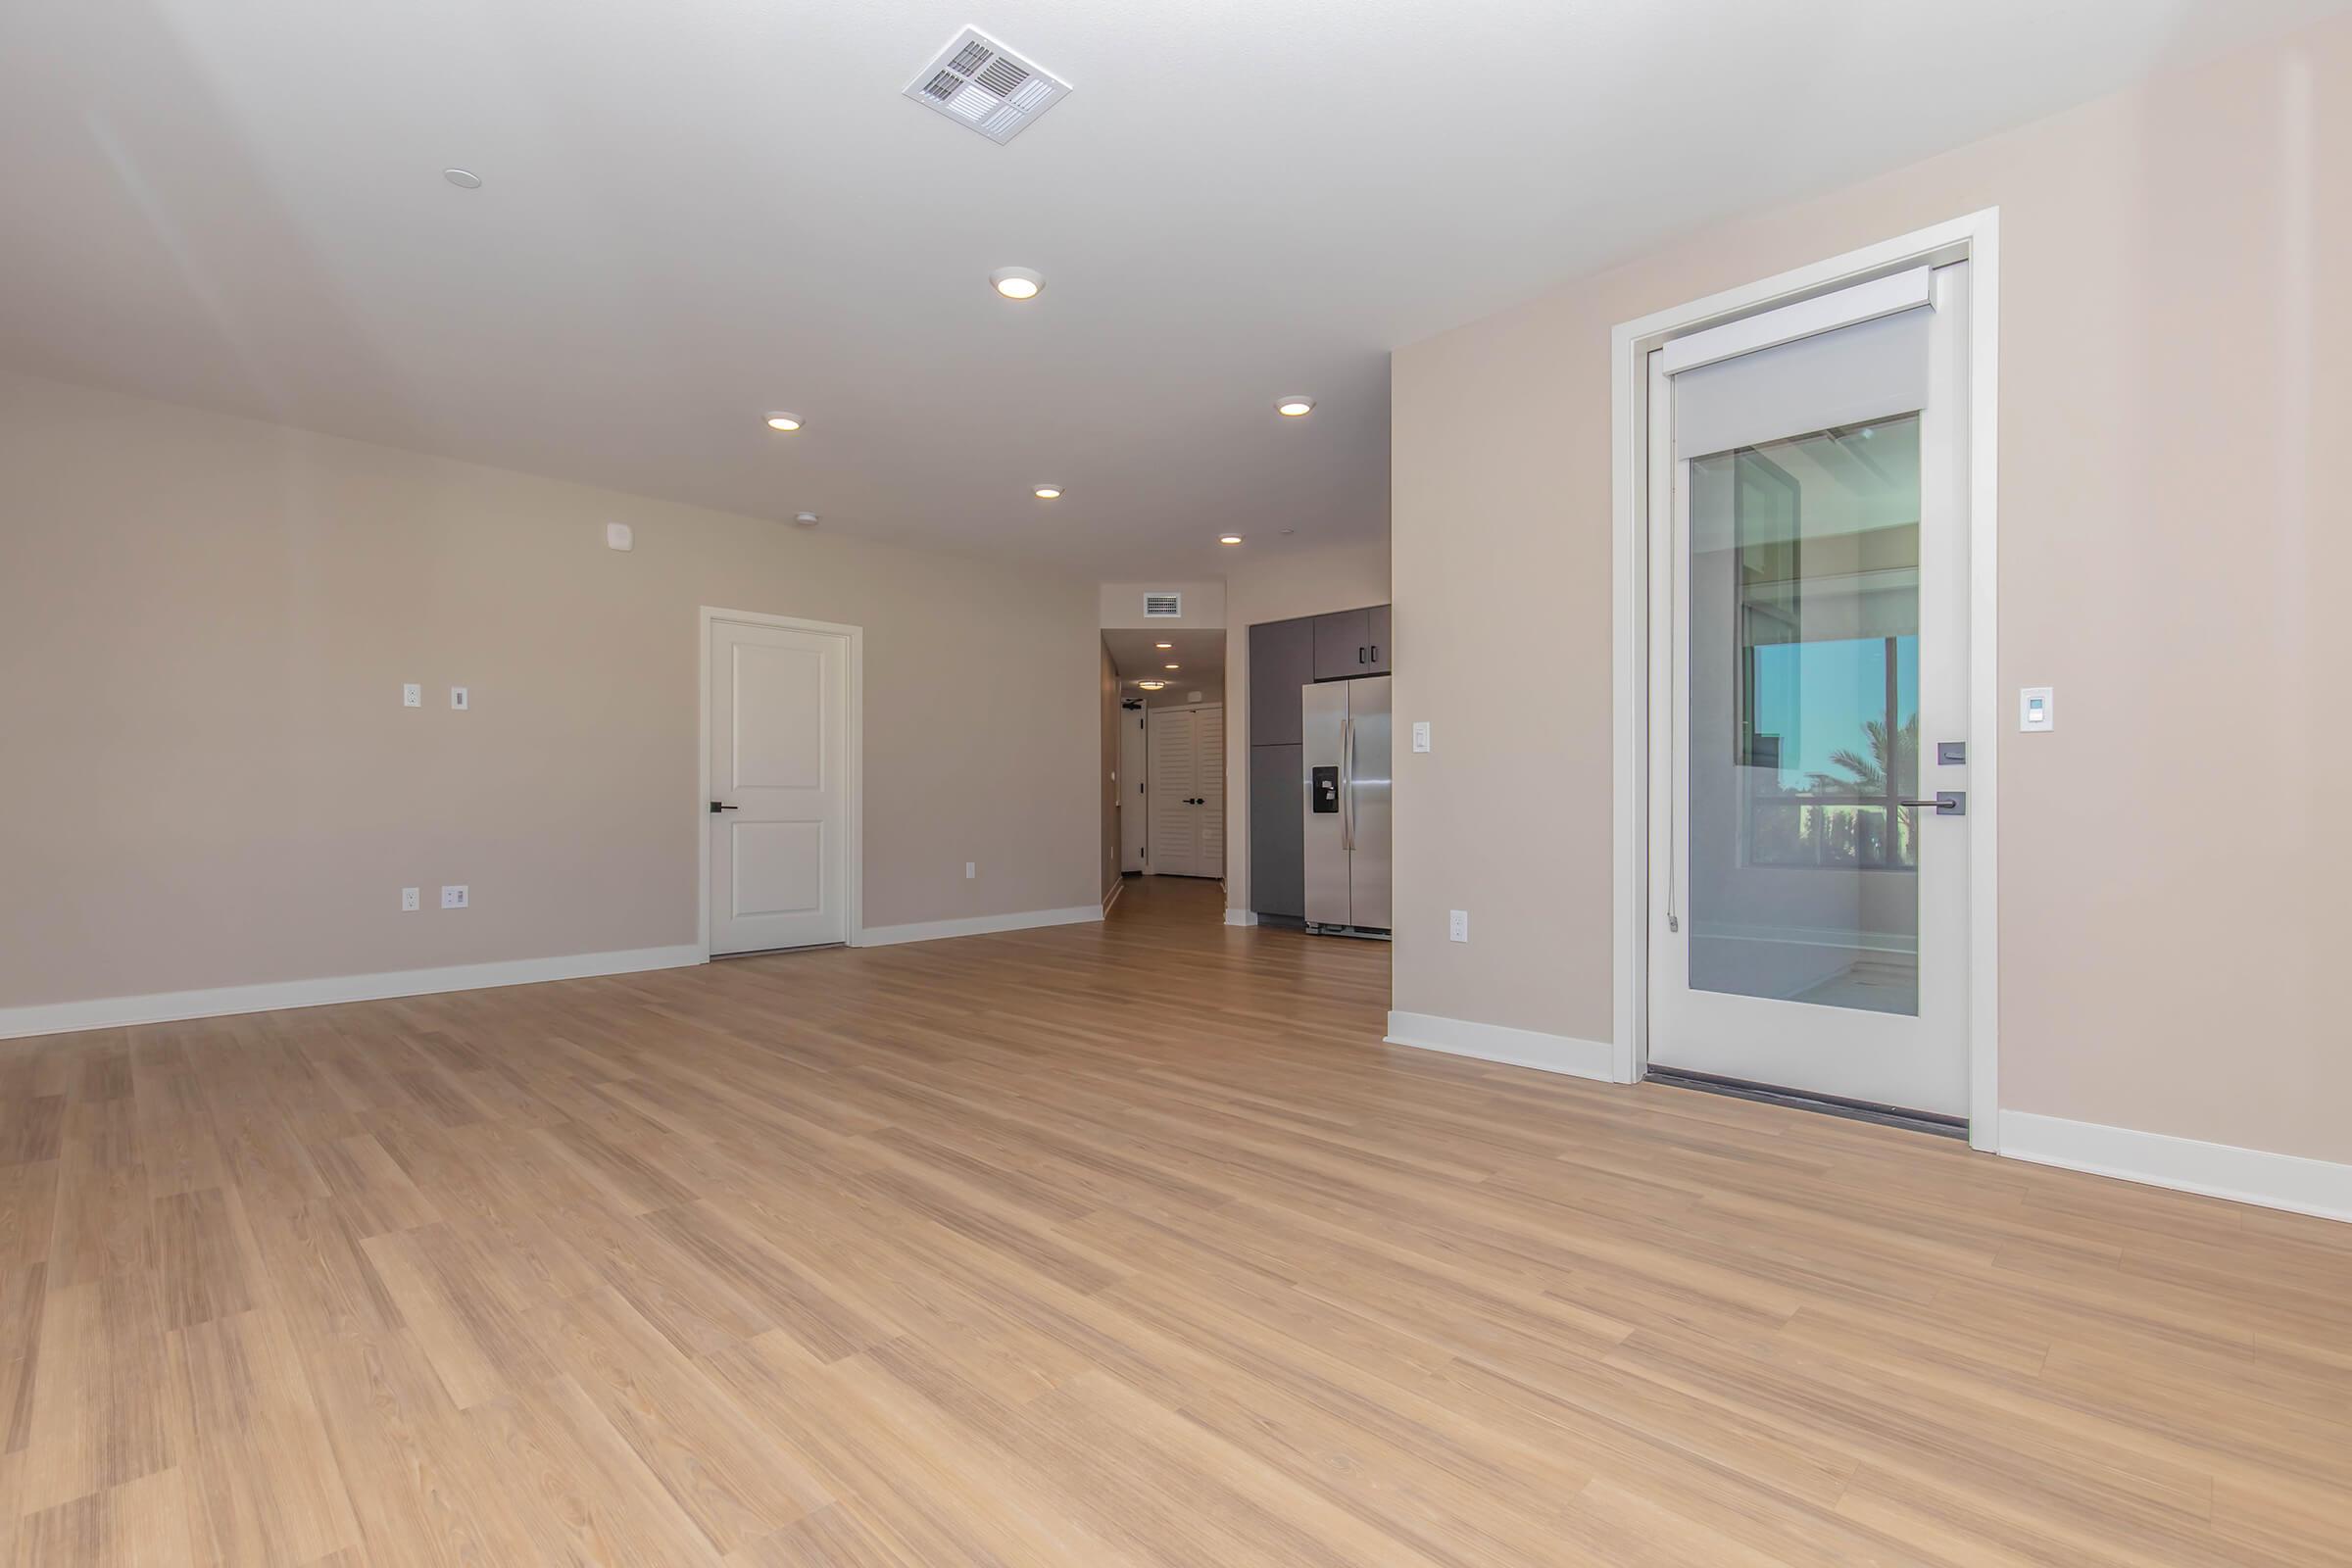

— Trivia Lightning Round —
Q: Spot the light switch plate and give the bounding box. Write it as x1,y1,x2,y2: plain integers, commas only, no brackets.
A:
606,521,633,552
402,683,421,709
449,686,469,710
2019,686,2055,732
1412,721,1431,754
440,884,469,909
964,862,977,880
1448,908,1469,943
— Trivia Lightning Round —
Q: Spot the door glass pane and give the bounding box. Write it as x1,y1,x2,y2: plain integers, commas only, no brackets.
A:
1687,415,1920,1015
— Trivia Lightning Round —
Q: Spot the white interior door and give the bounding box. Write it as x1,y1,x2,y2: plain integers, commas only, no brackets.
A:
1195,705,1225,877
1648,263,1973,1117
709,617,850,954
1147,706,1200,876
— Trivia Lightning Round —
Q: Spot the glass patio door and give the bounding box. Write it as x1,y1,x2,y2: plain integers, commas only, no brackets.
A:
1647,263,1972,1117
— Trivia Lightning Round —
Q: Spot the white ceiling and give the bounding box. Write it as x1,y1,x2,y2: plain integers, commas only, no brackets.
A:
3,0,2339,579
1103,627,1224,691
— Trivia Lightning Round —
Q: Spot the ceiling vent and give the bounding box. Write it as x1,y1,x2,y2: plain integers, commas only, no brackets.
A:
1143,592,1182,618
903,28,1071,144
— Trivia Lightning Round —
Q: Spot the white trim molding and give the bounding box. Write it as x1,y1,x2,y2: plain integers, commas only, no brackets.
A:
1223,907,1259,927
0,945,705,1042
1384,1011,1615,1082
1609,209,2003,1144
2000,1111,2352,1225
855,905,1103,949
1102,878,1126,915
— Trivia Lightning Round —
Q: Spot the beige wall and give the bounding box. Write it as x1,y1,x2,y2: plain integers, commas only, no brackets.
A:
0,368,1101,1008
1393,21,2350,1162
1099,580,1225,632
1138,680,1224,711
1222,542,1393,917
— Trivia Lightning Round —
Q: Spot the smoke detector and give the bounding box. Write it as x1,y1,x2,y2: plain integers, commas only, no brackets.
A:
903,28,1071,144
793,513,820,528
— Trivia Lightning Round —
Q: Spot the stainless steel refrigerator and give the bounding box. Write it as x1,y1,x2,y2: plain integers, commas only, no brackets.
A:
1301,676,1392,934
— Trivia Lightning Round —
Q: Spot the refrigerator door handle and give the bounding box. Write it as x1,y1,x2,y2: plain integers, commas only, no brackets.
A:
1341,714,1355,852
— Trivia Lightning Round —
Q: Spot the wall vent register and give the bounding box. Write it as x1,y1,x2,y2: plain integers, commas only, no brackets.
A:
1143,592,1183,618
903,28,1071,144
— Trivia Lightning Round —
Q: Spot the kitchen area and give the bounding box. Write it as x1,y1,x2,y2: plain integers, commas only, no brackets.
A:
1246,602,1393,936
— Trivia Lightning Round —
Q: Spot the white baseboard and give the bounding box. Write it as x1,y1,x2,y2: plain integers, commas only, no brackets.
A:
854,905,1103,949
1223,908,1258,927
1384,1009,1617,1082
0,945,706,1042
1102,879,1125,915
1999,1110,2351,1225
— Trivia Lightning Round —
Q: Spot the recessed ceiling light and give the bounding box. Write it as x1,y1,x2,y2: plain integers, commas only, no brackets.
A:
1033,486,1062,500
765,414,803,432
1164,663,1180,670
1218,534,1245,545
1154,641,1173,649
1138,680,1166,691
1275,397,1314,417
442,169,482,189
793,513,820,527
990,267,1044,301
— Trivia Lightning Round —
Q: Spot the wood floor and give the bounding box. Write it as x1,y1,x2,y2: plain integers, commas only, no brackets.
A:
2,873,2346,1565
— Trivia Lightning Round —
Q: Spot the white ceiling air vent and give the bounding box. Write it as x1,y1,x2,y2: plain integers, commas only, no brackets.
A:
903,28,1071,144
1143,592,1182,618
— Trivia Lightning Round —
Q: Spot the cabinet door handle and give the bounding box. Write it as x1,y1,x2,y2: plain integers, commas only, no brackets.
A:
1357,646,1366,664
1369,644,1379,662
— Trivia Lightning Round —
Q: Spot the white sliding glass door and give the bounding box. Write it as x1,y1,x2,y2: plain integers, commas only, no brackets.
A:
1648,264,1974,1116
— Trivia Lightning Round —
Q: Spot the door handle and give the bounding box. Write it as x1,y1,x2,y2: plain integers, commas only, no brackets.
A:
1341,716,1356,851
1357,646,1366,664
1897,792,1967,816
709,802,739,812
1369,644,1379,663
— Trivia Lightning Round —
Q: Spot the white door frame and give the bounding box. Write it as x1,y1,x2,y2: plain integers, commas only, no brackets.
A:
1609,210,2002,1150
697,606,865,957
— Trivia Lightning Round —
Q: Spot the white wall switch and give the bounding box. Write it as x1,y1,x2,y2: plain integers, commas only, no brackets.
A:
606,521,633,552
1448,908,1469,943
965,861,977,879
400,887,420,911
1412,720,1432,754
449,686,469,710
2019,686,2056,732
440,884,468,909
402,683,421,709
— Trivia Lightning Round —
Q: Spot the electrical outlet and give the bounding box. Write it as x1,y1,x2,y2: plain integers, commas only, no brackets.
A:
1448,908,1469,943
964,861,977,880
402,683,421,709
400,887,420,911
449,686,469,710
440,884,469,909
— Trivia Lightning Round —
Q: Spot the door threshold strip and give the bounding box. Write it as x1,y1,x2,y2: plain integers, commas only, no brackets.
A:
1643,1066,1967,1140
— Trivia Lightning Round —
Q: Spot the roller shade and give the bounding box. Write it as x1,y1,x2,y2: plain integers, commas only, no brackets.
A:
1673,301,1931,462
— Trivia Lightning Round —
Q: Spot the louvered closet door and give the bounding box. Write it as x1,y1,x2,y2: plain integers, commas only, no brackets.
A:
1195,706,1226,877
1147,707,1200,876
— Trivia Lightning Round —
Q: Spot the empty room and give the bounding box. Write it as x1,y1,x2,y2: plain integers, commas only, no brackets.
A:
3,2,2348,1563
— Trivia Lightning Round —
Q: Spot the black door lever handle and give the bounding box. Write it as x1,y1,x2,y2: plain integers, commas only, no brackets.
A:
710,802,739,812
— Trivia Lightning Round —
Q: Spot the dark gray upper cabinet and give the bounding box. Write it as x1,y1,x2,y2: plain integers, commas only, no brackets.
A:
1249,616,1316,746
1365,604,1391,675
1312,608,1373,681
